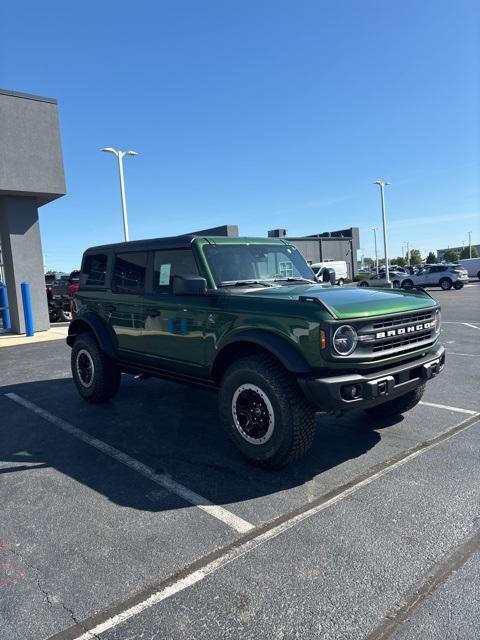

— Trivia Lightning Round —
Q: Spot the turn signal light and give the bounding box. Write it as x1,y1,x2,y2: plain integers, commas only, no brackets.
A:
320,330,327,350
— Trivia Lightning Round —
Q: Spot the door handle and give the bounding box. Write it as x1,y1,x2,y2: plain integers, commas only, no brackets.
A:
106,304,116,312
147,308,160,317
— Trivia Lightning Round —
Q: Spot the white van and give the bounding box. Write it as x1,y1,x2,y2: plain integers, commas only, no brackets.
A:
311,260,348,285
458,257,480,280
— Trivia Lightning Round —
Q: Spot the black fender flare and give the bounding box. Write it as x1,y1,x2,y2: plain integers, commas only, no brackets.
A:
67,312,117,358
212,329,311,377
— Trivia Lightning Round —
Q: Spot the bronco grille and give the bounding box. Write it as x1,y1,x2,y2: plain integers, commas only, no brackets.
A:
372,311,433,331
354,309,437,358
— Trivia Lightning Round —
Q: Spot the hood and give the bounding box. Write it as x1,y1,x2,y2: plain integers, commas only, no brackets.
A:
243,284,437,319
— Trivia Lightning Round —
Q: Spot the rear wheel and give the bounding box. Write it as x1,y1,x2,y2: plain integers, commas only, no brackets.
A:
364,385,425,418
219,354,316,468
71,333,121,403
440,277,453,290
337,278,344,287
359,281,369,287
402,279,414,290
59,308,73,322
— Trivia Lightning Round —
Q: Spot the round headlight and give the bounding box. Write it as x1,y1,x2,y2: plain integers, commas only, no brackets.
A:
333,325,358,356
434,308,441,334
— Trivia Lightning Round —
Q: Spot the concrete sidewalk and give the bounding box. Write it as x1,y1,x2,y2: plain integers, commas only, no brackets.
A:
0,324,68,347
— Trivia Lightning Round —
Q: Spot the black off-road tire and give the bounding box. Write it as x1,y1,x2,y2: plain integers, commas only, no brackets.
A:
71,333,121,403
440,277,452,290
219,354,316,468
364,384,425,418
59,308,73,322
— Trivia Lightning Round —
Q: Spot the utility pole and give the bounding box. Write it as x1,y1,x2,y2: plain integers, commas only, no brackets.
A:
101,147,139,242
373,180,391,287
372,227,379,275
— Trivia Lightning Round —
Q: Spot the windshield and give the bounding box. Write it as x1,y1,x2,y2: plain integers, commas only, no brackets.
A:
203,244,315,286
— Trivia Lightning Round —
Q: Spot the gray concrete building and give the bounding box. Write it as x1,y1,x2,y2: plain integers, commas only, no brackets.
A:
437,244,479,260
268,227,360,279
0,88,66,333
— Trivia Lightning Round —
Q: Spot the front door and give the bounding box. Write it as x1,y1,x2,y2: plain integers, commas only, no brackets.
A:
141,249,208,376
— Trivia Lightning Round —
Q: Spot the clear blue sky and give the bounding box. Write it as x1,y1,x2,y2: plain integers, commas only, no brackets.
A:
1,0,479,271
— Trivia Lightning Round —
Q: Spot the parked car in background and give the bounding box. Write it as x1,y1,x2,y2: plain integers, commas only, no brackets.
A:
401,264,468,290
458,257,480,281
45,270,80,321
311,260,348,285
357,271,404,288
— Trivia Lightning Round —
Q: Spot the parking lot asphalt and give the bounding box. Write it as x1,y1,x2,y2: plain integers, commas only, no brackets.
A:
0,282,479,640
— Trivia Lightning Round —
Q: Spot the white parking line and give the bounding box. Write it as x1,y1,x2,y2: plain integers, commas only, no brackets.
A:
48,413,480,640
5,393,254,534
443,321,480,329
419,401,477,415
446,352,477,357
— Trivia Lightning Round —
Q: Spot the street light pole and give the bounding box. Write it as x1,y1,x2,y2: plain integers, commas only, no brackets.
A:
374,180,391,287
101,147,138,242
372,227,379,275
405,240,410,266
468,231,472,258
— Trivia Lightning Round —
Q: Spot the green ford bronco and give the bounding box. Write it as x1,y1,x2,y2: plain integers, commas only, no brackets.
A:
67,235,444,468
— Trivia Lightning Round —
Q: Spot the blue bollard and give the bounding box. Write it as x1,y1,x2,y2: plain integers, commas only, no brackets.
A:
0,285,11,331
21,282,34,337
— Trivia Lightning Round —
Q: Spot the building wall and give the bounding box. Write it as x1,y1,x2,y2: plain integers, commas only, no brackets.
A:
437,245,480,260
282,227,360,279
0,89,66,204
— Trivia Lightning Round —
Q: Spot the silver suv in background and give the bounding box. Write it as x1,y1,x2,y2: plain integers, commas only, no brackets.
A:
401,264,468,290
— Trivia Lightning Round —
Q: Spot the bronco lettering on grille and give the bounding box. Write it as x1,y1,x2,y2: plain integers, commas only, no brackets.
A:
375,321,433,339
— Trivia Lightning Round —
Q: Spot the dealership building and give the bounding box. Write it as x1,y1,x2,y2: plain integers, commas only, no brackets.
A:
437,244,480,260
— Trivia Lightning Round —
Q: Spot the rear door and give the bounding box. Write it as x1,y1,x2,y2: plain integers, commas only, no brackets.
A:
107,251,147,356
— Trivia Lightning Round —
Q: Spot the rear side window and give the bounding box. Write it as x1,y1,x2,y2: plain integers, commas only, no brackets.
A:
112,252,147,293
153,250,199,292
82,254,108,287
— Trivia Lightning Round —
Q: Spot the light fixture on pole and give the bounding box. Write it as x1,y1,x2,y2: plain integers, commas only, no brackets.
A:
101,147,138,242
371,227,379,275
373,180,391,287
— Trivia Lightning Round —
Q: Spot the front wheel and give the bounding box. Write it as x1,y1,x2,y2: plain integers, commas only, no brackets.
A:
71,333,121,403
453,282,463,290
440,277,453,290
364,385,425,418
337,278,344,287
219,354,316,468
402,279,414,290
359,281,369,287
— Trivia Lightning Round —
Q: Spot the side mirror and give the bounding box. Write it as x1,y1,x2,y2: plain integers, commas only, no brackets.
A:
172,275,207,296
322,267,336,285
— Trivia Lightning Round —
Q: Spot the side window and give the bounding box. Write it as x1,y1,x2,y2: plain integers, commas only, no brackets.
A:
82,253,108,287
112,252,147,293
153,250,199,292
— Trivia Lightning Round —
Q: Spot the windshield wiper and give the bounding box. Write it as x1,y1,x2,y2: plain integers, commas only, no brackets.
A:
218,280,275,287
271,277,316,284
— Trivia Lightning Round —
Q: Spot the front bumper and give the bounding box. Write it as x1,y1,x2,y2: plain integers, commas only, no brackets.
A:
298,343,445,413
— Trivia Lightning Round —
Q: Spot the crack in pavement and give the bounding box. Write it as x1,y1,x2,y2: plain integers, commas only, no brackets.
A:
4,544,102,640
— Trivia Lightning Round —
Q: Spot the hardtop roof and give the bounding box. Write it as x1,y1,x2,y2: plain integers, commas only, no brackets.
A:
83,235,293,254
